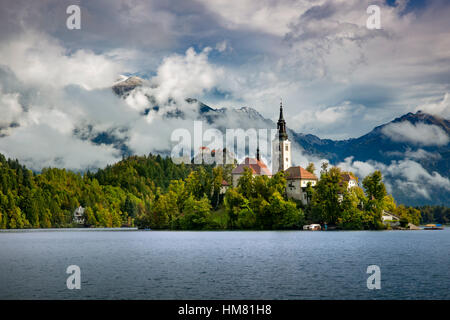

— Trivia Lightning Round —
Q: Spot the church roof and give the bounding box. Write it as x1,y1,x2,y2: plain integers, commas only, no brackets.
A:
341,173,357,181
285,166,318,180
232,157,272,176
277,101,288,140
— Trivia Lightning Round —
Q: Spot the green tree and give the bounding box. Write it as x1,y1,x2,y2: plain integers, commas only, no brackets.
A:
224,188,247,229
363,171,387,202
310,166,345,225
269,192,305,229
306,163,316,174
237,167,254,199
179,195,211,230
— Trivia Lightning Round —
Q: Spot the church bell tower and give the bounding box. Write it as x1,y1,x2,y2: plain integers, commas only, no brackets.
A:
272,100,291,173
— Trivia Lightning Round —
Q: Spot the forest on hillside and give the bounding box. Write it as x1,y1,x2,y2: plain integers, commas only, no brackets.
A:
0,153,444,230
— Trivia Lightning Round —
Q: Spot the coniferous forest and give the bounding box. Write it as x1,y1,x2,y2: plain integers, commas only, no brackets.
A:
0,152,445,230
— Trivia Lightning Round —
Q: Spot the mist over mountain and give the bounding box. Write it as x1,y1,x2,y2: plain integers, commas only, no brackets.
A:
107,77,450,206
0,66,448,206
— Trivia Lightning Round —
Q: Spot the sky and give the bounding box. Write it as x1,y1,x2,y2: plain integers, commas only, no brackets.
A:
0,0,449,174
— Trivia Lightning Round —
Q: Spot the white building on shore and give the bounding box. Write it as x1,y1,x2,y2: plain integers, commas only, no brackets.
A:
285,166,318,205
73,206,85,224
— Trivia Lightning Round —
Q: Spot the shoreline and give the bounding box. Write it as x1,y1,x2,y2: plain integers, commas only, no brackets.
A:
0,226,446,232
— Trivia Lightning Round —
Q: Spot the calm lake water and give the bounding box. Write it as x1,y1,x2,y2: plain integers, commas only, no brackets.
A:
0,229,449,299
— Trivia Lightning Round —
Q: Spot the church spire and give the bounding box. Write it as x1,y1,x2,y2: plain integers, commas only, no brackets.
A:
279,99,284,121
277,99,288,141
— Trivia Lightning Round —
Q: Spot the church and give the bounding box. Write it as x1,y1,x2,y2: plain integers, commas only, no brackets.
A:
231,101,318,205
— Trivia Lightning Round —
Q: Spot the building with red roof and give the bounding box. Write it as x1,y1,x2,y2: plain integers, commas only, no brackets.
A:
285,166,318,204
340,173,358,189
231,153,272,186
229,102,323,205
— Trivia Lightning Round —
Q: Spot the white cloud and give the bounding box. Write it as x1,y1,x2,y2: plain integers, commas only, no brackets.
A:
387,148,442,160
0,39,231,170
196,0,310,36
404,149,442,160
290,101,367,139
415,93,450,119
215,40,231,53
337,156,450,200
0,87,22,131
0,121,121,171
150,47,224,104
385,159,450,199
382,121,449,146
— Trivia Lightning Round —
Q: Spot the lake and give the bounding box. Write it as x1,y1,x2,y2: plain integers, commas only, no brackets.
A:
0,229,449,299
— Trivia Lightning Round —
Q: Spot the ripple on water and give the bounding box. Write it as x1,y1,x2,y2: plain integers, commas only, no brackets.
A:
0,230,449,299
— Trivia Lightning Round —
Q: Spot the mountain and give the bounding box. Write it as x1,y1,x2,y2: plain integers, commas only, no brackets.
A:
202,108,449,206
108,77,449,206
292,112,449,175
112,76,144,96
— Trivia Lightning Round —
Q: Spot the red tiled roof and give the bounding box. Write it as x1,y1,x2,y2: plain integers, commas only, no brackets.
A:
341,173,357,181
285,166,318,180
232,157,272,176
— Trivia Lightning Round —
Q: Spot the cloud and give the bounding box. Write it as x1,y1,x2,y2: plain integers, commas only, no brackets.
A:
0,31,124,90
0,42,232,170
1,0,450,179
386,148,442,160
215,40,231,53
381,121,449,146
385,159,450,200
0,117,121,171
337,156,450,201
1,0,450,142
291,101,367,139
0,87,23,133
150,47,224,104
196,0,308,36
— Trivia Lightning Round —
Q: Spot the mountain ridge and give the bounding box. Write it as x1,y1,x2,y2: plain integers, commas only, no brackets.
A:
109,77,449,206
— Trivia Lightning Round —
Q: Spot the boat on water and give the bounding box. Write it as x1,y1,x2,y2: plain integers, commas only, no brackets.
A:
423,224,444,230
303,224,322,231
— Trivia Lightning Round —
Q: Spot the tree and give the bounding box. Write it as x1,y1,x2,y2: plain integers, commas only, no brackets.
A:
185,167,212,200
122,195,138,218
361,171,388,229
394,205,421,226
224,188,247,229
268,171,286,196
84,207,97,226
179,195,211,230
363,171,387,202
310,166,346,225
149,193,172,229
236,207,256,229
306,163,316,174
211,166,224,209
268,192,304,229
237,167,254,199
21,188,40,228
